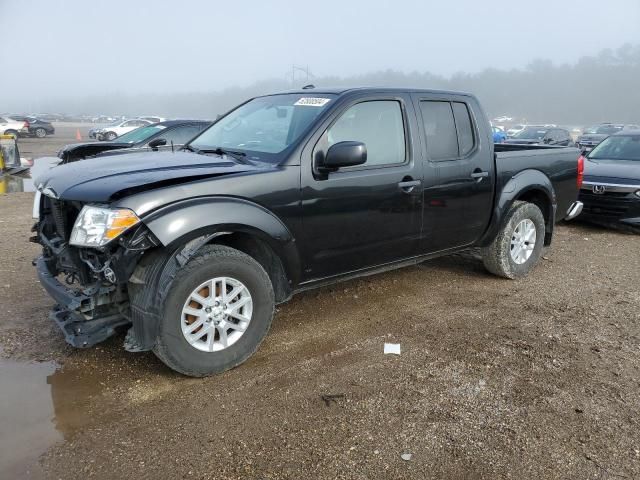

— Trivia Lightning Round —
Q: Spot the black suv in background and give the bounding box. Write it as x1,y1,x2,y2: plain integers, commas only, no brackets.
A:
8,115,55,138
504,126,573,146
577,123,640,151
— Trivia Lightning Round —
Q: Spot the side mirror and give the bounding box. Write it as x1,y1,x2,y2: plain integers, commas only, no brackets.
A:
148,138,167,150
321,141,367,171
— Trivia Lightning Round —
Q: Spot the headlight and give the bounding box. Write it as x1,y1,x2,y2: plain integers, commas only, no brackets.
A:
635,190,640,198
32,191,42,219
70,206,140,247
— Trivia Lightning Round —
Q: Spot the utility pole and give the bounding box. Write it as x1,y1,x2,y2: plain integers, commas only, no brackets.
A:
287,64,314,87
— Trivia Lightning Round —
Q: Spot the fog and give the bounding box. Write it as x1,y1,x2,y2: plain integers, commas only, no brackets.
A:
1,0,639,122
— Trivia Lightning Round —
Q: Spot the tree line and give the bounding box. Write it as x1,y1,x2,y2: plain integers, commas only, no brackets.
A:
43,44,640,125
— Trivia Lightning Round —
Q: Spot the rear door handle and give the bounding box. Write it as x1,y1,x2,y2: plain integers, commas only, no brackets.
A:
398,179,421,193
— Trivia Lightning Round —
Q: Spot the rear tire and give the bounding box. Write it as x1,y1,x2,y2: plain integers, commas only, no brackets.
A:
482,201,546,279
153,245,275,377
35,127,47,138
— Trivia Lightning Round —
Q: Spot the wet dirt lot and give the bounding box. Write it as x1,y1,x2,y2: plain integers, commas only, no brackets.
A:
1,130,639,479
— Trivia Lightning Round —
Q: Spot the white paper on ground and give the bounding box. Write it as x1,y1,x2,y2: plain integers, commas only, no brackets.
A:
384,343,401,355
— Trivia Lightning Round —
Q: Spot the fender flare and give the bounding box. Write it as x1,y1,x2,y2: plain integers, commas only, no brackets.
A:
142,196,301,284
478,169,557,247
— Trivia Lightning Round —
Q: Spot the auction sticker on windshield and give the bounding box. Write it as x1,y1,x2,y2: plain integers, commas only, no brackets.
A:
294,97,331,107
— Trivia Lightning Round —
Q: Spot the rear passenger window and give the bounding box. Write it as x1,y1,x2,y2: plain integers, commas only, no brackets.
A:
420,100,476,160
420,101,458,161
326,100,406,166
452,102,475,156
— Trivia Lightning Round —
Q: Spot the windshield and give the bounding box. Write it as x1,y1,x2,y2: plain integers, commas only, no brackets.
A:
588,135,640,161
115,125,166,143
514,127,547,140
584,125,623,135
189,94,335,161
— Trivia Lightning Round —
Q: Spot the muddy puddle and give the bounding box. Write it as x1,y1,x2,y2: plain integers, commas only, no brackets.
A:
0,357,105,478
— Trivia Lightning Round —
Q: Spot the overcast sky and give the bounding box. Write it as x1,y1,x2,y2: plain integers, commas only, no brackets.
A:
1,0,639,104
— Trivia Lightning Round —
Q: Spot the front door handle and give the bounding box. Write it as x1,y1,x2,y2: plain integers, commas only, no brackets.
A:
398,179,421,193
470,170,489,180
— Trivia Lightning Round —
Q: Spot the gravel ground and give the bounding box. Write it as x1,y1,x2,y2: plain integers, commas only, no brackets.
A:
1,132,639,479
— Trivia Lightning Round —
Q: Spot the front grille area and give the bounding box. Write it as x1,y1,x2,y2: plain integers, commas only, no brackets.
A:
41,197,80,241
50,199,70,239
579,191,637,218
38,195,92,282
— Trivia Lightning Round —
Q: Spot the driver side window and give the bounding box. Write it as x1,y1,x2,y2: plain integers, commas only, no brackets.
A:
325,100,406,167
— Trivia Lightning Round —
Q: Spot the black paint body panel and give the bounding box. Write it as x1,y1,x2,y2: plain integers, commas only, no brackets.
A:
35,88,580,292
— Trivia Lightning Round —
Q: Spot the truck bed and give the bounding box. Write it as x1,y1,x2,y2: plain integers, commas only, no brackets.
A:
494,144,581,224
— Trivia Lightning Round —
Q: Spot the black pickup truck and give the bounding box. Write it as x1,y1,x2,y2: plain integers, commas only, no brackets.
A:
32,88,583,376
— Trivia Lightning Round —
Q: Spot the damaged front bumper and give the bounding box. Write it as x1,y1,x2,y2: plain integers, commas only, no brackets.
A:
35,256,130,348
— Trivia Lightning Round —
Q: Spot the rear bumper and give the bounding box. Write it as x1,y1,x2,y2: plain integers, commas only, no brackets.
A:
36,256,129,348
565,201,583,221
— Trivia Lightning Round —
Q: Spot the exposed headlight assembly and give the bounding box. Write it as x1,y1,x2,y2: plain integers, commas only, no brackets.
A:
32,191,42,219
70,206,140,247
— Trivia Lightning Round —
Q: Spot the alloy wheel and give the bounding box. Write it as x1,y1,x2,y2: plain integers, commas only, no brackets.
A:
181,277,253,352
510,219,537,264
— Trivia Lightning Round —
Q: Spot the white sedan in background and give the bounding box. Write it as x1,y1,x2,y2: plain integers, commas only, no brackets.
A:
96,119,153,140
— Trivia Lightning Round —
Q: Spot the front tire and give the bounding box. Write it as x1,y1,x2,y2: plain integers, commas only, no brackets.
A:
105,131,117,141
4,130,19,139
153,245,275,377
35,127,47,138
482,201,546,279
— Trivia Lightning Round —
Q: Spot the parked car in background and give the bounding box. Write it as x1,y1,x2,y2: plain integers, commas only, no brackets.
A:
92,115,118,124
575,130,640,231
506,124,526,137
94,119,153,140
33,113,64,123
88,124,107,139
576,123,640,152
140,116,167,124
0,116,29,138
8,115,55,138
505,127,573,146
88,121,122,138
492,126,507,143
58,120,211,163
32,87,582,376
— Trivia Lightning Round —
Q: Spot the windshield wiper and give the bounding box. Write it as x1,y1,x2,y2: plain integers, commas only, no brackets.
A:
202,147,251,164
182,144,203,154
183,145,252,164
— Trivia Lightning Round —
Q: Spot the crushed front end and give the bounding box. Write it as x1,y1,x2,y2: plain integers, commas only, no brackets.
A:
33,193,158,348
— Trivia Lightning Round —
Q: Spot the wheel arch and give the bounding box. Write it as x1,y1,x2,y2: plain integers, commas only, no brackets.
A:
479,169,557,247
142,197,301,296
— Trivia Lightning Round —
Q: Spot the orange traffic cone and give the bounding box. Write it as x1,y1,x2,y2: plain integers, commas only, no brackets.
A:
75,129,82,140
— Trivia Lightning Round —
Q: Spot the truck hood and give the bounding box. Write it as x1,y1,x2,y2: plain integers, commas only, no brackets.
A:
58,141,132,162
584,157,640,184
34,151,263,202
